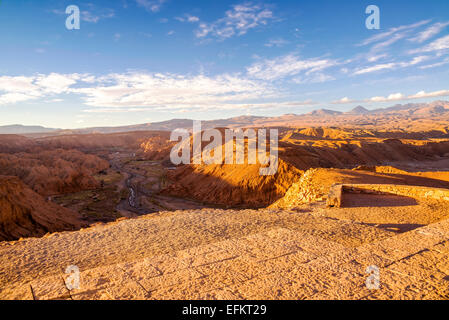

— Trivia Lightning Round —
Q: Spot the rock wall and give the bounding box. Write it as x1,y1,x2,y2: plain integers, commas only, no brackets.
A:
270,169,324,208
327,183,449,207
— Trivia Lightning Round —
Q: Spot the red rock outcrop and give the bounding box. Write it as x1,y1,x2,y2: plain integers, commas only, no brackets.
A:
0,176,83,241
0,149,109,196
163,160,302,207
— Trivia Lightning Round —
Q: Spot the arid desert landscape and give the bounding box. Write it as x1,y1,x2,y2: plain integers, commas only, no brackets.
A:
1,0,449,303
1,100,449,300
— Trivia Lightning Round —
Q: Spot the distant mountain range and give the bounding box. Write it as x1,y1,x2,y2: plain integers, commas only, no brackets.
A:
1,100,448,135
0,125,59,134
347,106,370,115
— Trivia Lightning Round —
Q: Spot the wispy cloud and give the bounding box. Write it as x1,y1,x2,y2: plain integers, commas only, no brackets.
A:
247,54,337,81
0,71,274,112
419,57,449,69
81,8,115,23
408,21,449,43
0,74,85,105
332,97,353,104
264,38,289,48
135,0,166,13
2,70,448,112
175,14,200,23
70,72,275,112
370,33,407,52
358,20,431,47
51,6,115,23
292,73,335,84
348,19,448,78
353,63,396,75
366,53,388,62
353,56,429,75
408,89,449,99
332,93,405,104
195,3,274,40
411,34,449,53
369,93,405,102
356,18,449,70
333,89,449,104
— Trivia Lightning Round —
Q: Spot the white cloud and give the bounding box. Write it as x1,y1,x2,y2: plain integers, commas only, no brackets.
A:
69,72,274,111
247,54,337,81
195,3,273,40
332,97,353,104
264,38,289,48
419,57,449,69
408,89,449,99
353,56,429,75
176,14,200,23
351,19,445,75
82,99,317,113
367,53,388,62
332,93,405,104
371,33,407,51
187,15,200,23
81,9,115,23
293,73,335,84
51,6,115,23
408,21,449,43
332,89,449,105
0,76,38,94
402,55,430,66
0,74,81,105
353,63,396,75
370,93,404,102
379,92,402,101
411,34,449,53
136,0,166,12
36,73,79,94
1,71,448,112
0,93,39,105
358,20,430,47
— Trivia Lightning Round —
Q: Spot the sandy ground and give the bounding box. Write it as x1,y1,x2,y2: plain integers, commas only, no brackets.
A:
0,198,448,300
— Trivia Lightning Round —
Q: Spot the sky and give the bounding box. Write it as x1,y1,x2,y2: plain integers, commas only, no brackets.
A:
0,0,448,129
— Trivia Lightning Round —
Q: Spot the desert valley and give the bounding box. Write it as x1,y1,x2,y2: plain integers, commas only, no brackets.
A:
0,100,449,300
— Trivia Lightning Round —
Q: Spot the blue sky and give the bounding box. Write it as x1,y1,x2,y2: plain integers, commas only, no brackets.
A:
0,0,448,128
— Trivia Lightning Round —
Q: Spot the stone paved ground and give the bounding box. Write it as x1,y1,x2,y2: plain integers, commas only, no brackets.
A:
0,203,448,300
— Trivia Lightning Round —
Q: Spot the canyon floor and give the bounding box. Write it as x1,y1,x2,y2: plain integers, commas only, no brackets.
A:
1,196,448,300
